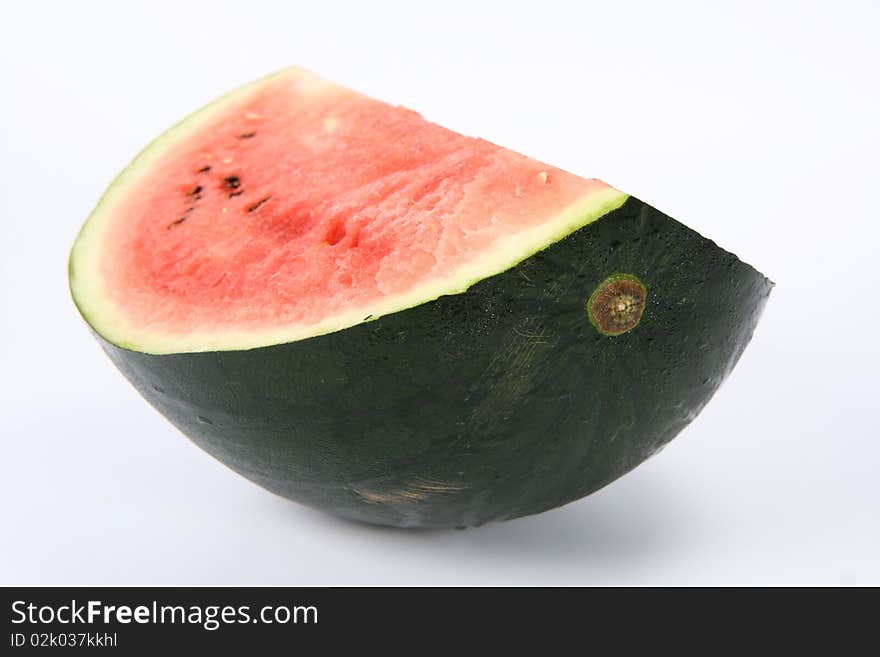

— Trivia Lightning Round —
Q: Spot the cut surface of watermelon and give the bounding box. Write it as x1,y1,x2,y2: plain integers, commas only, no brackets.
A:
71,67,626,354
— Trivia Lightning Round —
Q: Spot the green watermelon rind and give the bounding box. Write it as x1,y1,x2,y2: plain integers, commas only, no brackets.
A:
96,197,771,528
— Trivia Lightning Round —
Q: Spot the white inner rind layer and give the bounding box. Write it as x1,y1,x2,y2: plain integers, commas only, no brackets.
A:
69,68,630,355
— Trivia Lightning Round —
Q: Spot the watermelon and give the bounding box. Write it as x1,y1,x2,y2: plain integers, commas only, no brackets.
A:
69,67,771,528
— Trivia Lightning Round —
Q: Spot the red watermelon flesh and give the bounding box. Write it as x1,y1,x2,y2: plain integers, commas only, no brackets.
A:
73,67,626,353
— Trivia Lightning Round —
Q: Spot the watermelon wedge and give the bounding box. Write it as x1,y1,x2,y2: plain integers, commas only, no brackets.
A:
69,67,772,528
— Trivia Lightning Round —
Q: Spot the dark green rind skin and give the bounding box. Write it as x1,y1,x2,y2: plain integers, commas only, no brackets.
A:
96,197,772,528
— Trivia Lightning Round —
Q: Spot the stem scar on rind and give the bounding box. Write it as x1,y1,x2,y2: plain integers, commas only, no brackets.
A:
586,274,647,336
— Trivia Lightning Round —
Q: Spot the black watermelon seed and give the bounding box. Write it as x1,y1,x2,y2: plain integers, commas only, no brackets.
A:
247,196,271,212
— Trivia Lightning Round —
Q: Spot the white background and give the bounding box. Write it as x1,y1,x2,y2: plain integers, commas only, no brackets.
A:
2,0,878,585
